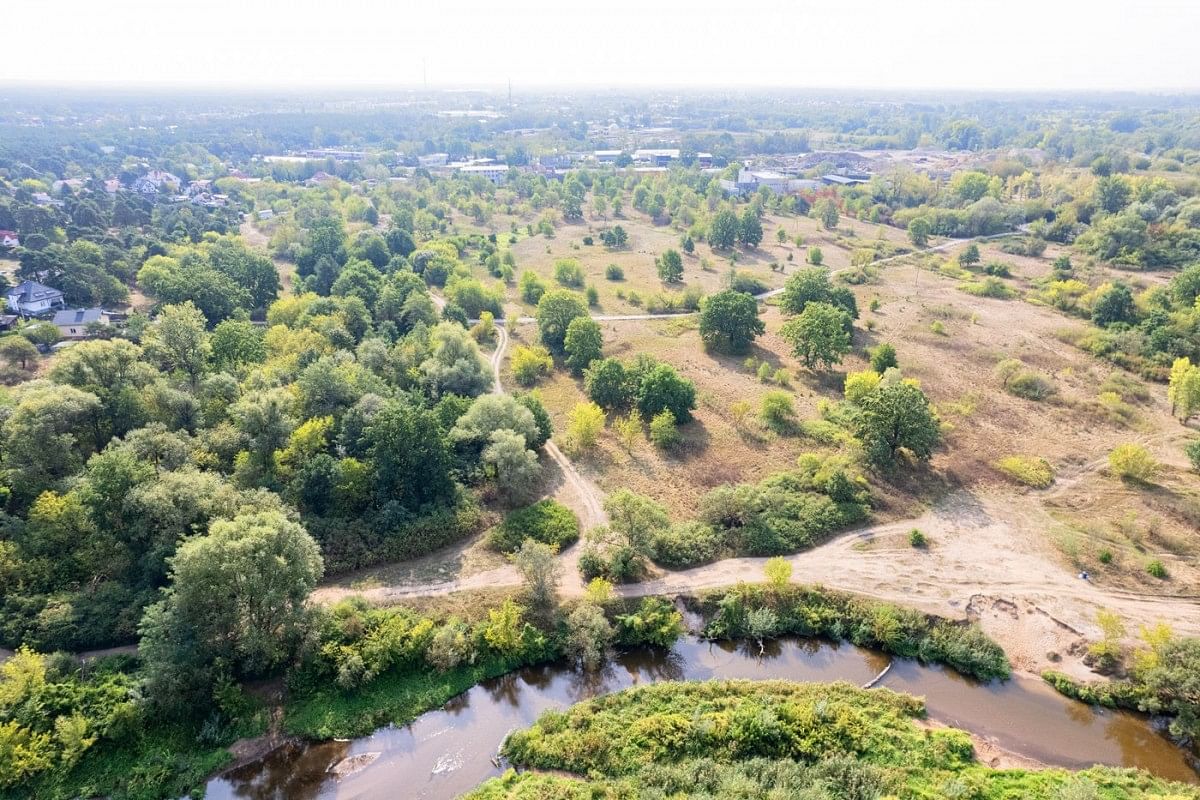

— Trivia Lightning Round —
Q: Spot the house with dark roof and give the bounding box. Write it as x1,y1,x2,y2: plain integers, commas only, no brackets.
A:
53,308,114,338
6,280,65,315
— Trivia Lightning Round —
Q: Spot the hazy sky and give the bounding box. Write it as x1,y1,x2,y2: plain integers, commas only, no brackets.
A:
6,0,1198,91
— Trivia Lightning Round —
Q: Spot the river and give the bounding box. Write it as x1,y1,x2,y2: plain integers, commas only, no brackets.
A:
206,636,1197,799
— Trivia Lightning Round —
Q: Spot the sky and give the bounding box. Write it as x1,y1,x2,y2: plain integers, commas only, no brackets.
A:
5,0,1199,92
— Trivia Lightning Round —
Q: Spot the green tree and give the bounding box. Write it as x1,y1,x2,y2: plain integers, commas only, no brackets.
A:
780,302,852,370
210,319,266,372
636,364,696,422
808,246,824,265
855,382,941,466
907,217,931,247
709,208,740,249
656,249,684,282
566,401,605,450
565,602,612,670
153,302,210,387
738,208,763,247
368,400,456,509
1091,283,1137,327
511,539,560,612
1167,357,1200,423
699,289,764,353
140,510,322,707
818,199,839,230
0,336,39,370
779,268,833,315
536,289,588,353
511,344,554,386
584,358,631,409
518,271,546,304
483,429,542,505
869,342,898,374
604,489,669,557
764,556,792,588
564,317,603,374
958,243,981,267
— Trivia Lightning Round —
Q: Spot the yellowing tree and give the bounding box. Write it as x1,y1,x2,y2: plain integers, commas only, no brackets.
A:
1168,357,1200,423
567,401,606,450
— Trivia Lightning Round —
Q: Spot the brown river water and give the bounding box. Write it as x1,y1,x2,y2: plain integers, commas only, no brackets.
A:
206,636,1198,799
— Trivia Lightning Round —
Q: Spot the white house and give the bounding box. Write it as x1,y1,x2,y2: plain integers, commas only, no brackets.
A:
53,308,113,338
0,231,19,249
594,149,623,163
7,280,65,315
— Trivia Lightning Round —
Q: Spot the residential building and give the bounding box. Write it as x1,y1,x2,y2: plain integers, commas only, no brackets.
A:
53,308,114,338
594,149,623,163
6,280,65,315
821,173,870,186
458,164,509,185
0,231,19,249
133,170,182,194
418,153,449,168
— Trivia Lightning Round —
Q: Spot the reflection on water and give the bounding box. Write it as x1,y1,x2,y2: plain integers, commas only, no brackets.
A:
206,637,1197,800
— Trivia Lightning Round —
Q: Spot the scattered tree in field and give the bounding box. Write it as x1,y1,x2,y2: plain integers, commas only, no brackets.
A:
698,289,764,353
553,258,584,287
776,227,788,245
656,249,684,283
780,302,852,370
600,225,628,248
855,382,941,467
636,363,697,422
817,199,839,230
584,357,631,409
739,208,763,247
519,270,547,304
1186,439,1200,473
681,234,695,254
584,576,614,604
959,243,981,267
605,264,624,281
567,401,605,450
613,409,643,451
536,289,588,353
808,246,823,265
907,217,931,247
709,208,740,249
511,344,554,386
764,557,792,588
564,317,603,374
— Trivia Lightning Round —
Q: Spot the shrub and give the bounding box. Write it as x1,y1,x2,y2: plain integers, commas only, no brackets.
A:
605,264,624,281
1098,549,1113,565
553,258,584,287
650,522,723,569
764,557,792,587
1146,559,1168,579
648,409,681,449
585,285,599,306
518,270,546,304
727,270,769,295
1108,443,1157,482
1001,364,1057,401
994,455,1055,488
1185,439,1200,472
869,343,897,373
908,528,927,548
510,344,553,386
491,500,581,553
960,277,1016,299
844,370,881,404
929,320,947,335
759,390,796,433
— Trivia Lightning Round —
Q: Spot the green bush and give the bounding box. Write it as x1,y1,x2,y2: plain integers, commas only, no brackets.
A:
651,521,724,569
1184,439,1200,472
960,276,1017,299
1146,559,1168,579
605,264,624,281
994,455,1055,488
490,500,580,553
909,528,927,547
1108,443,1157,482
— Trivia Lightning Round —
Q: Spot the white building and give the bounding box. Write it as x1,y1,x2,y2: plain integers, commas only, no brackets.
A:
7,280,65,315
633,148,680,166
458,164,509,185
